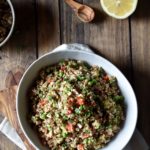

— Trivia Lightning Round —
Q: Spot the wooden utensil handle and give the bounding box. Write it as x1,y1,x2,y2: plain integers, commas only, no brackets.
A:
0,86,17,124
0,97,7,117
65,0,82,10
0,86,35,150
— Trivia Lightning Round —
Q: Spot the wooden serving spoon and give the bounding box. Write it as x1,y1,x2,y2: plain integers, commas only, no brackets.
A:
0,70,35,150
65,0,95,23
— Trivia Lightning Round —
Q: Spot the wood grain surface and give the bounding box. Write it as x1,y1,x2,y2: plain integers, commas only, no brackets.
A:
37,0,60,56
0,0,150,149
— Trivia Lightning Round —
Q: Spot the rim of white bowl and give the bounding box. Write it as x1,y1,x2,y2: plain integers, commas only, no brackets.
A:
0,0,15,47
16,50,138,150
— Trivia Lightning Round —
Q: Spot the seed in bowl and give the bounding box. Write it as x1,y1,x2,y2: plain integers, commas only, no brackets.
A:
29,59,125,150
0,0,13,43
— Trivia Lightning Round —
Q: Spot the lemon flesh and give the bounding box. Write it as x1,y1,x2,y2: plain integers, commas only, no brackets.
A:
101,0,138,19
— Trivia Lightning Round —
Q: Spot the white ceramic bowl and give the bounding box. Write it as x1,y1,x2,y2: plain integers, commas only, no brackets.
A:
0,0,15,47
17,49,138,150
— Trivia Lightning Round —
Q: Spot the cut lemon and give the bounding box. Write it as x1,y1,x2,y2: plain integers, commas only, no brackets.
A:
100,0,138,19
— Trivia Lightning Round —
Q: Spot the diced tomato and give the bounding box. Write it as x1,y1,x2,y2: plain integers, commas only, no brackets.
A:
76,97,85,105
67,108,73,115
47,78,53,83
66,123,74,132
39,99,46,106
82,134,90,139
103,75,109,81
61,66,66,71
68,97,74,103
77,144,84,150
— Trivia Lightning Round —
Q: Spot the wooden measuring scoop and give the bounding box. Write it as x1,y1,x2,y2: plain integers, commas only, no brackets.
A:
65,0,95,22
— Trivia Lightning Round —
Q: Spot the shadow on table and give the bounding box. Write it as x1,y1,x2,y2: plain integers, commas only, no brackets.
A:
131,0,150,20
132,69,150,146
92,8,107,24
130,0,150,145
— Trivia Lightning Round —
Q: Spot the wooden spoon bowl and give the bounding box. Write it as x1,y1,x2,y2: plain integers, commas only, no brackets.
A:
65,0,95,23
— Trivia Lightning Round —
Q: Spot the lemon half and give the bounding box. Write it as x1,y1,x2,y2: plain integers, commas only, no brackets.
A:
100,0,138,19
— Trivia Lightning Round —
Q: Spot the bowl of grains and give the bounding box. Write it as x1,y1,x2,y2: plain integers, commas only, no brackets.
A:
0,0,15,47
16,49,138,150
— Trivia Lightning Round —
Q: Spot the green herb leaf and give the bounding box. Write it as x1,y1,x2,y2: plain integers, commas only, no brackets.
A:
63,115,68,120
77,76,85,81
88,79,97,86
47,124,52,131
62,132,68,138
59,71,64,77
75,108,81,114
39,112,47,120
48,96,53,101
79,105,85,111
114,95,124,102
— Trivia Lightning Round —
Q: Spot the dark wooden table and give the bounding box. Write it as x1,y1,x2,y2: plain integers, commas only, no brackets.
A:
0,0,150,149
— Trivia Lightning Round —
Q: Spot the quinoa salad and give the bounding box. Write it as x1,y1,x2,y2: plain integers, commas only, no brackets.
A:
29,60,125,150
